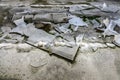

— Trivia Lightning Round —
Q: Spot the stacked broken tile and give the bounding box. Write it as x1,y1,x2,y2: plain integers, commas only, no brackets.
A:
0,3,120,61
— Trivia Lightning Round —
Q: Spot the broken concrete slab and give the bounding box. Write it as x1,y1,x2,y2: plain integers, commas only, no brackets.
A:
31,7,68,14
25,23,55,43
33,14,52,22
52,13,68,23
103,20,119,37
100,3,120,13
50,45,79,60
69,4,120,18
11,23,55,43
34,13,69,23
69,15,88,31
69,15,88,27
26,40,78,60
13,16,27,27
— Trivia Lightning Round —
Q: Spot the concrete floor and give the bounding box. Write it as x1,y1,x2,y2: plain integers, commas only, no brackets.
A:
0,43,120,80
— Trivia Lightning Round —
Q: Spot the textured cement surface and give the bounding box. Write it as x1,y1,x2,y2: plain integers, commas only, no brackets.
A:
0,45,120,80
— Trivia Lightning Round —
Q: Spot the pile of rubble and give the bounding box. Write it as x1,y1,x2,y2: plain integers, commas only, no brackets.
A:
0,3,120,61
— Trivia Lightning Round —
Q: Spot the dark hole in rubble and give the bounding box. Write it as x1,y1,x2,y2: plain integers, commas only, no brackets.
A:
114,25,120,34
34,21,52,32
0,7,12,26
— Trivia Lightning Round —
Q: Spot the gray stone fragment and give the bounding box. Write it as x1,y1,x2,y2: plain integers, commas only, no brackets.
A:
11,23,55,43
68,15,88,31
103,20,119,37
33,14,52,22
34,22,44,29
57,23,71,33
34,13,69,23
13,16,27,27
24,15,33,22
52,13,68,23
51,45,79,60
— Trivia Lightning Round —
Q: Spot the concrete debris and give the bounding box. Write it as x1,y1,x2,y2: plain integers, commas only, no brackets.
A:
36,41,48,47
91,20,100,28
106,43,116,48
103,20,119,37
69,4,93,12
58,24,71,33
114,19,120,27
61,33,75,42
25,14,34,23
113,35,120,47
25,40,78,60
27,24,55,43
75,34,84,43
34,22,44,29
13,16,27,27
69,15,88,31
0,3,120,61
53,41,72,47
51,45,79,60
34,13,69,23
34,21,53,32
96,18,120,37
102,3,108,10
33,14,52,22
103,18,110,27
52,13,68,23
100,3,119,13
79,42,107,53
11,23,55,43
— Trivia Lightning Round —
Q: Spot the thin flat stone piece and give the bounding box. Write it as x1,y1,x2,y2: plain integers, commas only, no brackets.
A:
51,45,79,60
